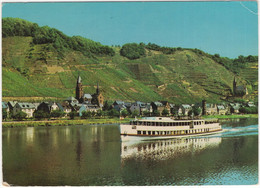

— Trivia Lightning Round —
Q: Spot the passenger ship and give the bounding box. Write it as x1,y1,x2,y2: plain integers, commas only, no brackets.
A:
120,117,222,141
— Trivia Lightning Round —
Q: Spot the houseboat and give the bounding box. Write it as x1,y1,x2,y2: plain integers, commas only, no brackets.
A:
120,117,222,141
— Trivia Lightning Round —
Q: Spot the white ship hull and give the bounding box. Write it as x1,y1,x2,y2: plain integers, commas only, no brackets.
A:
121,129,223,142
120,117,222,142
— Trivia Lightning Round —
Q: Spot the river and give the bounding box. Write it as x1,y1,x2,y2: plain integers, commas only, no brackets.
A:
2,118,258,186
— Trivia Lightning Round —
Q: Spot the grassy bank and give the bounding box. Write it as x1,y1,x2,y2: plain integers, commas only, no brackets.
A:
202,114,258,119
2,118,132,128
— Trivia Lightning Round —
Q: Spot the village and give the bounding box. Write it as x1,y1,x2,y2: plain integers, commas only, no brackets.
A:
2,76,258,121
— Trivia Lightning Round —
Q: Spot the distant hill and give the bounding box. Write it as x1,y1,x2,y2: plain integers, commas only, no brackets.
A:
2,18,258,103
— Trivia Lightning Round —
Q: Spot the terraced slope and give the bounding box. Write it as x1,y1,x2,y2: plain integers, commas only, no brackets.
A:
2,36,257,103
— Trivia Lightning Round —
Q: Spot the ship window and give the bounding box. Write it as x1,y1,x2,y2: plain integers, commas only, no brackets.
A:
152,131,155,135
137,131,141,135
148,131,151,135
143,131,146,135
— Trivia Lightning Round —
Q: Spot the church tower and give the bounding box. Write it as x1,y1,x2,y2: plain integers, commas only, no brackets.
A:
91,82,104,107
233,77,237,96
76,75,83,101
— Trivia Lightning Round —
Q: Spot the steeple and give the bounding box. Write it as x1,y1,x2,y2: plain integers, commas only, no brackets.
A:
76,75,83,101
77,75,82,84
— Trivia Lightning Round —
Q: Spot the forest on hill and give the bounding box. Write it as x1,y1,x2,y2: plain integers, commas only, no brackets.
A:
2,17,258,103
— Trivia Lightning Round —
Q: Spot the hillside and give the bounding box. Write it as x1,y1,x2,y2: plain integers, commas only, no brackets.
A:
2,18,258,103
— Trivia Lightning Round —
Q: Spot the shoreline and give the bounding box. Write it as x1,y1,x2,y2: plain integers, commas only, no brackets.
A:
1,118,131,128
2,114,258,128
202,114,258,119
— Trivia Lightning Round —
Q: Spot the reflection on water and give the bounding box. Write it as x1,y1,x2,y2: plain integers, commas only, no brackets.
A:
2,118,258,186
121,137,222,162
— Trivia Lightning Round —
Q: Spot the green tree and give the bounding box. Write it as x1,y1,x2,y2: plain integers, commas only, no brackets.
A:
2,109,8,120
33,110,50,120
188,110,193,117
192,106,202,116
50,110,65,118
152,110,160,117
91,111,96,117
103,101,112,111
239,107,258,114
69,111,78,119
143,110,151,117
108,109,119,117
81,111,92,119
96,109,104,117
13,111,27,120
120,43,146,60
162,109,169,116
121,109,129,118
131,110,139,118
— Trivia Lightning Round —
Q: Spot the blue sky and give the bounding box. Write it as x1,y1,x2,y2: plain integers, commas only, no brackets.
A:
2,1,258,58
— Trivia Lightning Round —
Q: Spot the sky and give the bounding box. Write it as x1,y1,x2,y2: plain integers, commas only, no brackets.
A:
2,1,258,58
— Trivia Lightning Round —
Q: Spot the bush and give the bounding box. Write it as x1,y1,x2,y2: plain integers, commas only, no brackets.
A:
108,109,120,117
13,111,27,120
121,109,129,118
239,107,258,114
33,110,50,120
120,43,146,60
50,110,65,118
192,106,202,116
162,109,169,116
81,111,92,119
68,111,78,119
2,109,8,120
131,110,140,118
143,110,151,117
96,110,104,117
152,110,160,117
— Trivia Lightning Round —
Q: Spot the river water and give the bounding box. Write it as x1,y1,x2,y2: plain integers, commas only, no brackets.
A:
2,118,258,186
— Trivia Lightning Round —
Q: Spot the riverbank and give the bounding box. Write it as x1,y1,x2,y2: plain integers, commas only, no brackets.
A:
2,118,131,128
202,114,258,119
2,114,258,128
